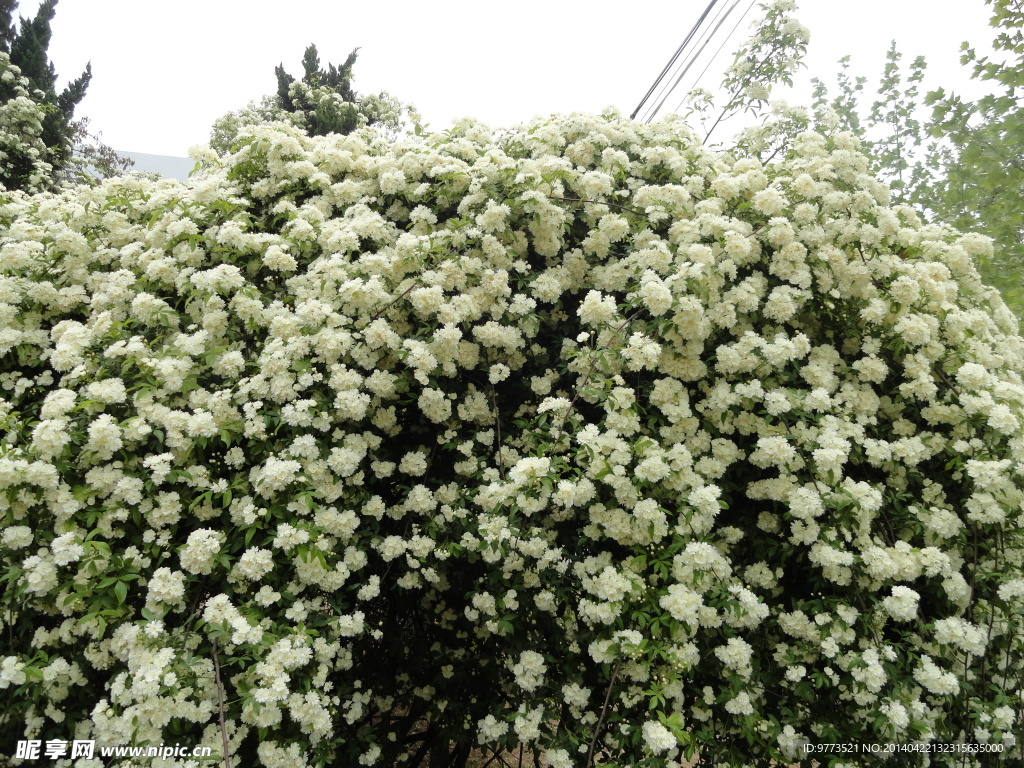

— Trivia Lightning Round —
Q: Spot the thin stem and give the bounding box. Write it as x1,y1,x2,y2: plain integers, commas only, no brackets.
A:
547,195,649,218
211,640,232,768
369,281,418,322
489,380,505,481
586,666,618,768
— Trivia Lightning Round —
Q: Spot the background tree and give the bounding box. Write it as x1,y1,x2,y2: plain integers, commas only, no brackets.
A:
1,0,88,181
64,116,134,183
803,1,1024,315
0,0,130,190
925,0,1024,311
696,0,1024,320
210,43,413,154
275,44,361,136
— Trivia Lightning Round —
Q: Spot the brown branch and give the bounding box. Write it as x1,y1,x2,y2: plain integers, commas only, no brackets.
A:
489,380,505,481
585,666,618,768
211,640,232,768
547,195,650,218
369,282,419,322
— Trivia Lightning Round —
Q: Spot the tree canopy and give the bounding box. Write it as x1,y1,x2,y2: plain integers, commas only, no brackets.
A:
0,0,91,187
210,43,411,154
1,107,1023,766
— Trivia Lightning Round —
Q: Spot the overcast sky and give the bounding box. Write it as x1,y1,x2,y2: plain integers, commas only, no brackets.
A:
20,0,999,157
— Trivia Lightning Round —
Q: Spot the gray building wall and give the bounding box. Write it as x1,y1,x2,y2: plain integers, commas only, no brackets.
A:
117,151,195,182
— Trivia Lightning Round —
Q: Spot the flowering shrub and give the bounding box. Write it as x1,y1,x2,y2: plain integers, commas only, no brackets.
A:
0,51,54,194
210,82,410,157
1,109,1023,767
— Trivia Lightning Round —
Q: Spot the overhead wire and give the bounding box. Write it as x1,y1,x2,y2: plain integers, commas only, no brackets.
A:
630,0,721,121
672,0,759,116
635,0,734,124
643,0,746,124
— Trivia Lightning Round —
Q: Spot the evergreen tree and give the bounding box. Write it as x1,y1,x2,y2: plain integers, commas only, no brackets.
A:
210,44,413,154
274,44,363,136
0,0,16,49
0,0,92,187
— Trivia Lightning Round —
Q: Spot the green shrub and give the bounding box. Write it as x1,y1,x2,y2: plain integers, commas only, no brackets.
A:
0,111,1022,767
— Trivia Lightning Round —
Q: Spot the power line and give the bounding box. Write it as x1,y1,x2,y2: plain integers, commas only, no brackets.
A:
636,0,734,124
630,0,721,121
643,0,746,124
672,0,759,116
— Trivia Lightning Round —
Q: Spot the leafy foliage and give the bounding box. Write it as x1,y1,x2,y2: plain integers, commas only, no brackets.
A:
0,0,129,191
210,44,413,154
925,0,1024,313
732,0,1024,318
1,110,1023,767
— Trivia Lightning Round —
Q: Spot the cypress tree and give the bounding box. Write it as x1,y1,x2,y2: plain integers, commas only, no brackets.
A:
1,0,91,183
275,44,362,135
0,0,16,51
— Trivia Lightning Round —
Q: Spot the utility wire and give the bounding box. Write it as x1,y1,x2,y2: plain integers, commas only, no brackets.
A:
636,0,734,125
643,0,745,124
673,0,759,116
630,0,721,120
635,0,730,124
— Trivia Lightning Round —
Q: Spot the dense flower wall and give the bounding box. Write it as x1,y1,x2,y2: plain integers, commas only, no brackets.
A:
0,110,1022,767
0,52,54,194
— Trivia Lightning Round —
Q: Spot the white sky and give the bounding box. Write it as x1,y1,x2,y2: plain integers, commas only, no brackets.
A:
21,0,1000,157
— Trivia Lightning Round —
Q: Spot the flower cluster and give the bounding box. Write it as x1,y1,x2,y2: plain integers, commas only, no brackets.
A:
0,52,54,194
0,104,1022,768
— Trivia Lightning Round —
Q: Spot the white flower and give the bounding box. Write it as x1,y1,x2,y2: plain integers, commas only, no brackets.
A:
273,523,310,552
0,656,27,689
179,529,223,574
509,456,550,485
639,278,673,316
231,548,274,582
147,567,186,607
488,363,511,384
21,555,58,595
725,691,754,715
510,650,546,692
399,451,428,476
418,388,452,423
545,749,572,768
31,419,70,457
85,414,123,459
987,404,1019,435
933,617,986,655
537,397,571,414
715,637,754,678
578,290,617,326
251,456,302,495
659,584,703,625
2,526,33,549
880,700,909,731
477,714,509,744
913,655,960,696
50,533,83,566
641,720,677,753
882,586,920,622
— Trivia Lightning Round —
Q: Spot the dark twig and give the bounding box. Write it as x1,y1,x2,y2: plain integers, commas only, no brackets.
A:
489,380,505,481
547,195,650,218
370,282,419,322
586,666,618,768
211,640,232,768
